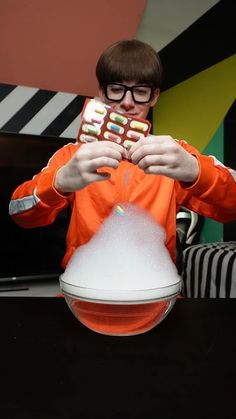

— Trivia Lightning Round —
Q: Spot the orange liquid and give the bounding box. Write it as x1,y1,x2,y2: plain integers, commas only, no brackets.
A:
68,298,172,336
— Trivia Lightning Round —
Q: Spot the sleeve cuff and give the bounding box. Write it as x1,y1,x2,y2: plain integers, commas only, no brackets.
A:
180,154,216,196
35,168,73,205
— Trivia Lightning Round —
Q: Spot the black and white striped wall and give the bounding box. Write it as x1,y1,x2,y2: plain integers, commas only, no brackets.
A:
0,83,88,139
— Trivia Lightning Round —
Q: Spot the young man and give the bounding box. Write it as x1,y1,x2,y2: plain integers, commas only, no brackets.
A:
9,39,236,269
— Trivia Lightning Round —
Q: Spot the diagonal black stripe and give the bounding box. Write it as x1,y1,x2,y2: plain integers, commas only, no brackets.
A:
203,248,216,298
189,246,199,297
215,251,226,298
183,245,201,297
0,83,17,103
200,244,236,297
225,253,235,298
41,95,87,137
159,0,236,91
1,89,56,133
196,247,211,297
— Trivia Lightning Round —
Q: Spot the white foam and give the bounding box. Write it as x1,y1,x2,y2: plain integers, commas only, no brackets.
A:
61,204,180,294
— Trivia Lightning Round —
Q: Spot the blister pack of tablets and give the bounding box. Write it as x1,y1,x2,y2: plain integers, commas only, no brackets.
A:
77,98,151,150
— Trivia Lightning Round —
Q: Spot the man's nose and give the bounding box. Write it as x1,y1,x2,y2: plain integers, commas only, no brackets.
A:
120,90,135,110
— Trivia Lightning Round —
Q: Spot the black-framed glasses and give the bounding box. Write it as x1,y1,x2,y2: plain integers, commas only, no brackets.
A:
104,83,154,103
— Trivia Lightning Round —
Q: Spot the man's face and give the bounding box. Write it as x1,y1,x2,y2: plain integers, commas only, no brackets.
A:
98,81,159,120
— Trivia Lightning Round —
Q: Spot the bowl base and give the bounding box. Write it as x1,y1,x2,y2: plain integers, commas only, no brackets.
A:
66,297,175,336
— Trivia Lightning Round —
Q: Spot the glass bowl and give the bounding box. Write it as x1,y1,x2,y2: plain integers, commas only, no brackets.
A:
60,280,182,336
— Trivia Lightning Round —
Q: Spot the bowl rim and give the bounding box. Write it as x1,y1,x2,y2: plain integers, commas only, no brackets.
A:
60,276,182,303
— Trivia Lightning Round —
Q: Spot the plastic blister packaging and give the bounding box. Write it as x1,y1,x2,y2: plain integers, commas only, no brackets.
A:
77,98,151,150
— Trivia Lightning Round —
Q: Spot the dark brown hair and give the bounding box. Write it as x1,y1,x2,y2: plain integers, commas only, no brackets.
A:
96,39,162,88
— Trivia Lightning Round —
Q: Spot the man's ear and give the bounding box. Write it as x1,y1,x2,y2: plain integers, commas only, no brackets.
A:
150,88,160,107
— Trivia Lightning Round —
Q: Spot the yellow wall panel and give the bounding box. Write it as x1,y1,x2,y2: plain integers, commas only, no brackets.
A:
153,54,236,152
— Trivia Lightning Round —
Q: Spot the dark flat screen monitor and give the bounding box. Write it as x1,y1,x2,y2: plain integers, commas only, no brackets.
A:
0,132,72,282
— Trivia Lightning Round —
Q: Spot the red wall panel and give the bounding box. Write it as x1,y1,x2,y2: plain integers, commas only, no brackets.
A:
0,0,147,97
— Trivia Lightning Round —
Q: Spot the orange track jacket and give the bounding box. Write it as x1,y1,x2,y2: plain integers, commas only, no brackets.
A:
9,140,236,268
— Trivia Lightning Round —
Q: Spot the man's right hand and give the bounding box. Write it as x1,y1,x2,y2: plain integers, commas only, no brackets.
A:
54,141,125,193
